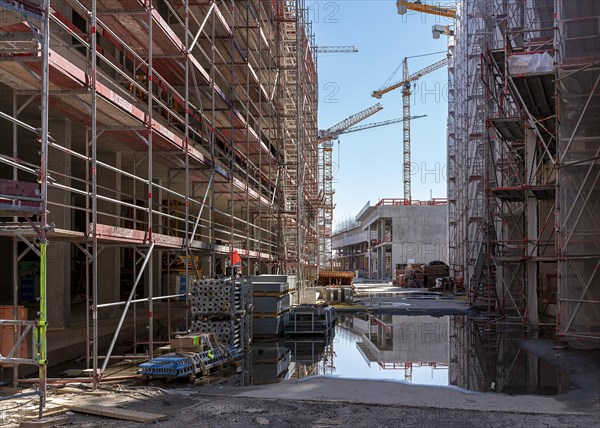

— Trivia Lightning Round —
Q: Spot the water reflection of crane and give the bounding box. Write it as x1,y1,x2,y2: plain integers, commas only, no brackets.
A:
379,361,449,383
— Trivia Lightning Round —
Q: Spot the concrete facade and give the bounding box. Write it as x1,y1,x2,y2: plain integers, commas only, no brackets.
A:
333,202,448,280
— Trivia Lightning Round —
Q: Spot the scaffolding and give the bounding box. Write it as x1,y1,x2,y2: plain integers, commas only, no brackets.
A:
0,0,319,401
276,1,319,287
555,0,600,348
449,0,599,346
449,0,490,300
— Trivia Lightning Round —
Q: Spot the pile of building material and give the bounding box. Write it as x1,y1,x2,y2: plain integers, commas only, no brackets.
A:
317,271,354,288
398,262,425,287
423,261,450,287
140,333,233,380
188,277,252,351
251,275,292,338
397,261,450,288
285,305,336,336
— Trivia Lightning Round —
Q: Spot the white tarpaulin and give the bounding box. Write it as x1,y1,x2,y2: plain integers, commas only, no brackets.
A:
508,52,554,75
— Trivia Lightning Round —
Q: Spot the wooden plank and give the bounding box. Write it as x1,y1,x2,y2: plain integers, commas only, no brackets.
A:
21,405,67,418
54,387,109,396
64,404,167,424
20,415,72,428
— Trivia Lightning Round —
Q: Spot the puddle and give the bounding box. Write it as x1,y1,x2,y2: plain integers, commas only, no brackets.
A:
242,314,570,395
45,313,570,397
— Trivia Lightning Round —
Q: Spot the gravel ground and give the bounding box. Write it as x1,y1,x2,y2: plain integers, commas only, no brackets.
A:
0,378,600,428
56,392,599,428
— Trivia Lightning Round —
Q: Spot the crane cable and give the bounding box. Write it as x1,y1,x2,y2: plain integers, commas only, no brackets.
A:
378,50,447,90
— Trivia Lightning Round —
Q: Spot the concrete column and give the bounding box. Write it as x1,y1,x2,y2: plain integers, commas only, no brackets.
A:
525,128,539,326
378,247,385,279
377,323,385,347
201,256,211,278
46,119,71,327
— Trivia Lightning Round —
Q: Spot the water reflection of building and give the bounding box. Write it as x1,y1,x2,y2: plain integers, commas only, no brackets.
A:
353,315,449,382
251,340,291,385
249,330,335,384
286,334,335,379
449,316,569,395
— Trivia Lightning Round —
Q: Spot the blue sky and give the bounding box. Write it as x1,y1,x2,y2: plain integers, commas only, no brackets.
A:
311,1,455,229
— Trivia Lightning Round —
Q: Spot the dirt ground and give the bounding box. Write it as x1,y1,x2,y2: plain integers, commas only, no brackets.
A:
2,376,598,428
66,393,598,428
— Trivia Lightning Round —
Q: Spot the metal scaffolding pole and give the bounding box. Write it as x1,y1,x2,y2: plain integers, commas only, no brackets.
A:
146,0,155,360
89,0,99,387
184,0,190,333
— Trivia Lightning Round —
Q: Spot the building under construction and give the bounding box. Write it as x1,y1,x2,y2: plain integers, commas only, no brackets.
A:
0,0,320,392
1,0,599,417
446,0,600,347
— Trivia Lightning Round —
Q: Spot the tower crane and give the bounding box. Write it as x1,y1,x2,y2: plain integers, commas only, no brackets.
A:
318,103,383,268
396,1,456,38
318,102,383,143
318,104,426,268
372,55,448,203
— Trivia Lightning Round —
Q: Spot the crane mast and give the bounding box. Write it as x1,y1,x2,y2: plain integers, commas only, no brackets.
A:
372,55,448,202
402,58,412,203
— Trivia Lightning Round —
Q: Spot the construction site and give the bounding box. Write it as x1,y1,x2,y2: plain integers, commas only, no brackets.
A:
0,0,598,426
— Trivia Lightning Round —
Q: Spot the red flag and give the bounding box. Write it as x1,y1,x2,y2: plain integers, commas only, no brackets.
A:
231,250,241,265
